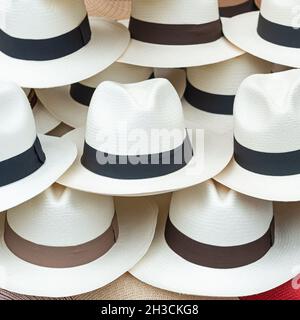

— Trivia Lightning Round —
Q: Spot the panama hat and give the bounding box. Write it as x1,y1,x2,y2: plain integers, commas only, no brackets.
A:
22,89,61,134
222,0,300,68
0,184,158,297
36,63,186,128
130,180,300,297
119,0,243,68
57,78,233,196
84,0,131,20
240,201,300,300
182,53,271,134
0,81,77,212
0,0,130,88
219,0,257,18
216,69,300,201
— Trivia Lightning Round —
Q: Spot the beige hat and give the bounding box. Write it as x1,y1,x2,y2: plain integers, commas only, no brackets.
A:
216,69,300,201
84,0,131,19
131,180,300,297
36,63,186,128
0,185,158,297
119,0,243,68
58,79,233,196
0,82,77,212
0,0,130,88
182,54,271,134
222,0,300,68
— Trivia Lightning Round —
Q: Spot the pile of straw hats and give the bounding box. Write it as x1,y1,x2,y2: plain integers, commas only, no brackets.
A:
0,0,300,301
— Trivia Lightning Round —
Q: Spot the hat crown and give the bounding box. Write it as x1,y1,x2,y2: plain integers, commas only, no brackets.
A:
131,0,219,24
80,62,153,88
187,54,271,95
0,81,36,162
234,69,300,153
261,0,300,27
169,180,273,246
0,0,87,39
7,184,115,246
85,79,186,155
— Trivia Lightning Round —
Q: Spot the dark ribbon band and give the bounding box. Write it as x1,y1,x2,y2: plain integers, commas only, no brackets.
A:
257,14,300,49
165,215,275,269
129,17,223,45
0,15,91,61
0,137,46,187
27,89,38,109
4,213,119,268
234,138,300,176
219,0,257,18
184,81,234,115
70,73,155,106
81,134,193,180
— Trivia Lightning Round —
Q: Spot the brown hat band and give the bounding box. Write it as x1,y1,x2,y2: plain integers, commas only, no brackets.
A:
219,0,257,18
27,89,38,109
129,17,223,46
4,213,119,268
165,215,275,269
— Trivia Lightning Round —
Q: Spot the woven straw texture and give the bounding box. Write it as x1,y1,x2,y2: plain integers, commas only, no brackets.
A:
84,0,131,19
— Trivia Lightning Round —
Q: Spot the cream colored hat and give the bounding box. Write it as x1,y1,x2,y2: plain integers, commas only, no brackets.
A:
219,0,257,18
0,0,130,88
0,82,77,212
216,69,300,201
23,89,61,134
36,63,186,128
84,0,131,20
0,184,158,297
182,54,271,134
131,180,300,297
222,0,300,68
58,78,233,196
119,0,243,68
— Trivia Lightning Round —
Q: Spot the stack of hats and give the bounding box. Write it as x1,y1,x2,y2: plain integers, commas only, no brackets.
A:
0,0,299,301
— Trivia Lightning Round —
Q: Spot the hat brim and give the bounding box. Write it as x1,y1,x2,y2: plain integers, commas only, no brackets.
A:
222,12,300,68
56,127,233,196
0,135,77,212
33,101,61,134
36,68,186,128
0,197,158,297
0,18,130,88
118,19,244,68
130,200,300,297
215,157,300,201
182,98,233,134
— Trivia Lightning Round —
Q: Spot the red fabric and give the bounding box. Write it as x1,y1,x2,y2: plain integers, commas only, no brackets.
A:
240,279,300,300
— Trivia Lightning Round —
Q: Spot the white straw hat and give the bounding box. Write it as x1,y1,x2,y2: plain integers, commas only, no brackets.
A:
58,78,233,196
0,81,77,212
36,63,186,128
216,69,300,201
222,0,300,68
0,0,130,88
130,180,300,297
22,89,61,134
119,0,243,68
182,54,271,133
219,0,258,18
0,184,158,297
